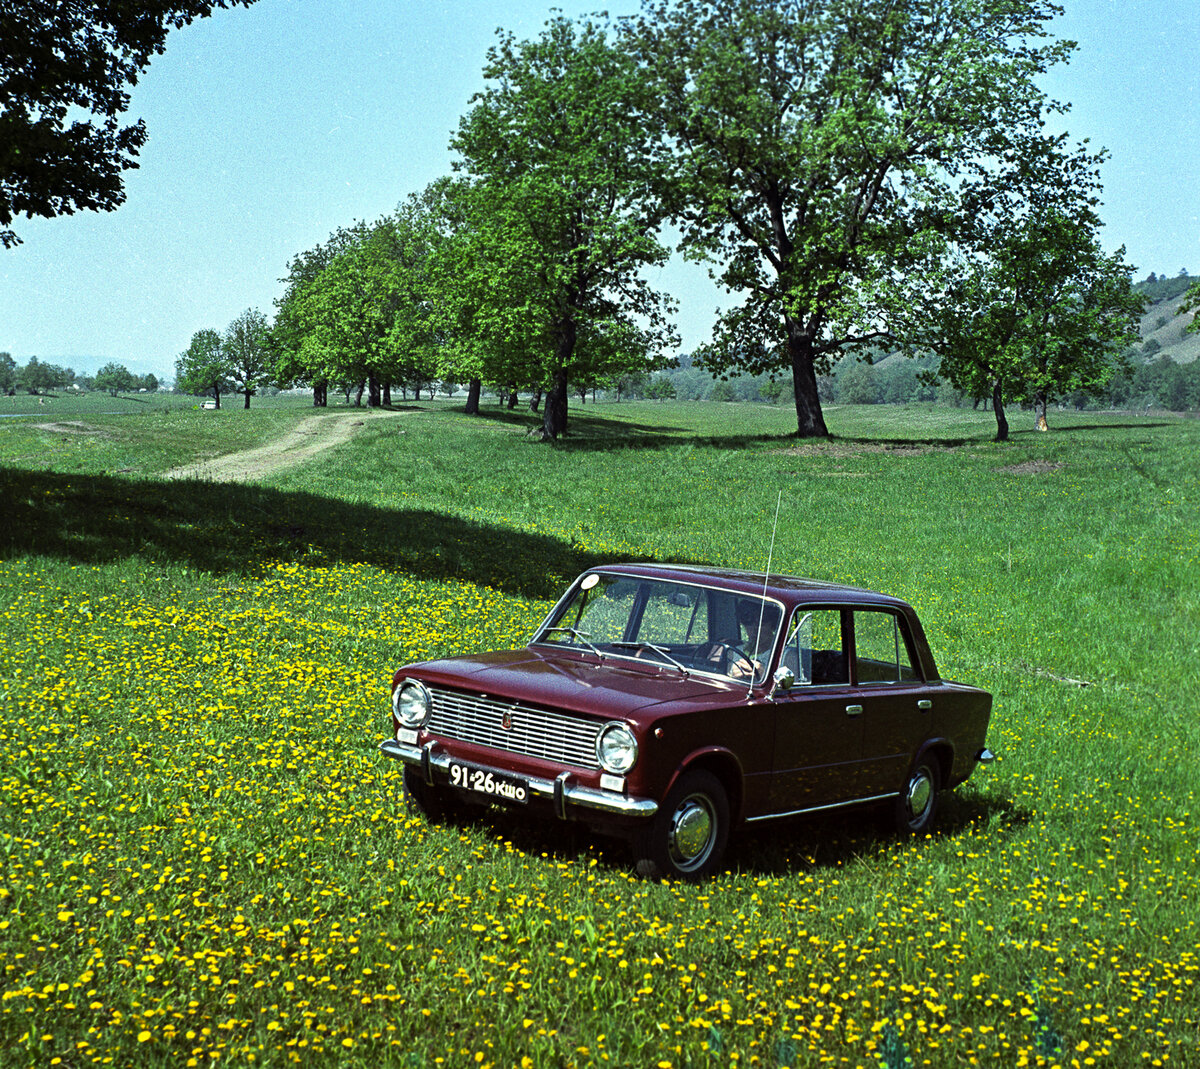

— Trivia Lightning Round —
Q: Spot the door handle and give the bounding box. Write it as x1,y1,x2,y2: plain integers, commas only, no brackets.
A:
918,700,932,711
845,704,864,716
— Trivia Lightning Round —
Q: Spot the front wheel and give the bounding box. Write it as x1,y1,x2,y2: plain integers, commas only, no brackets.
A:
633,770,730,880
894,758,940,834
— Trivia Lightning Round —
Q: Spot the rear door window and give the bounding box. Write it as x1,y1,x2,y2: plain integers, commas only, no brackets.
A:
854,611,919,683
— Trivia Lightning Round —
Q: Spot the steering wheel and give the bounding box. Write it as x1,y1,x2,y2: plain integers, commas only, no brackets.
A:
694,641,755,677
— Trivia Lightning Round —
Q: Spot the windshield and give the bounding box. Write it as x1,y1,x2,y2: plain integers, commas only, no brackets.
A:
535,572,783,685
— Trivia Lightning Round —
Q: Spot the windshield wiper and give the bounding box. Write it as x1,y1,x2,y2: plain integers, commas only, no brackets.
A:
611,641,690,677
541,626,605,661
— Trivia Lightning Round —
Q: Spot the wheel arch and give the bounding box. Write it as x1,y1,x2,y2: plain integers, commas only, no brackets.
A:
670,747,744,824
916,739,954,788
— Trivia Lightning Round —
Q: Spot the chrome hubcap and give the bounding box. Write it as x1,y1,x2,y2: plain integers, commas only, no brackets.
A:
668,796,714,866
907,772,932,820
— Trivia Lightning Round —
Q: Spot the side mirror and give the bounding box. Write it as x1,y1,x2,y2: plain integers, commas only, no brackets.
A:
769,665,795,698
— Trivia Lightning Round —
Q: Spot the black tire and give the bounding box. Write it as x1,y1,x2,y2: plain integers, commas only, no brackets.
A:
403,765,449,823
894,757,940,834
633,769,730,880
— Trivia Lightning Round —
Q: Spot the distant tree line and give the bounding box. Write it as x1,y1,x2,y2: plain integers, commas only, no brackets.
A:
0,353,158,396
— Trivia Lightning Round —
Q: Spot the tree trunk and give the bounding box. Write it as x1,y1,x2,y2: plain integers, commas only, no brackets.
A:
529,388,542,412
382,381,392,406
788,329,830,438
212,384,221,409
507,388,519,410
243,388,251,409
368,372,381,408
313,381,327,407
465,378,481,415
542,366,569,439
992,379,1009,442
1034,390,1049,431
354,381,365,407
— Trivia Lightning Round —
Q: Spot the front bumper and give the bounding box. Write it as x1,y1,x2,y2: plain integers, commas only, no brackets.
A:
379,738,659,820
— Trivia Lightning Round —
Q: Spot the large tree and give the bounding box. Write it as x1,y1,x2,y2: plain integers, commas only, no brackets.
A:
627,0,1072,437
1,1,258,248
290,215,436,407
451,15,677,439
175,327,227,406
223,307,271,408
888,135,1143,439
271,221,371,406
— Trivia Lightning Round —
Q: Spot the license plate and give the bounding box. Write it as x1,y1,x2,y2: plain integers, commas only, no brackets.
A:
447,762,529,804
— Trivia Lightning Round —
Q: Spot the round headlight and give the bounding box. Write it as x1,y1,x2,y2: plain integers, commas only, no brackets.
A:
393,680,432,729
596,722,638,775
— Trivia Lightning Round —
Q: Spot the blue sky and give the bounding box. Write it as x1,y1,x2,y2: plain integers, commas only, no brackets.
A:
1,0,1197,380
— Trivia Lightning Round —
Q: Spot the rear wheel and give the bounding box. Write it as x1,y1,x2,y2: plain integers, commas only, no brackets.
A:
894,758,940,834
633,770,730,880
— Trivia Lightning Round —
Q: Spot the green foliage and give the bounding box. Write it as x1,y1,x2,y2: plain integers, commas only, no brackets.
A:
271,221,372,402
1182,278,1200,334
175,327,229,406
0,1,258,248
646,373,676,401
13,355,73,394
838,360,881,405
0,351,16,393
1132,355,1200,411
93,360,135,396
450,15,676,438
272,202,446,407
223,307,272,408
888,135,1144,438
1135,271,1193,304
628,0,1072,436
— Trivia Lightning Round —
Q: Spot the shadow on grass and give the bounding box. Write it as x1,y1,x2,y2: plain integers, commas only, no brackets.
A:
450,404,800,453
726,785,1031,877
415,780,1029,881
0,466,641,600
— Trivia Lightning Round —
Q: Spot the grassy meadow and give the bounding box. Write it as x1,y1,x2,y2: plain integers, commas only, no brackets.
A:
0,396,1197,1068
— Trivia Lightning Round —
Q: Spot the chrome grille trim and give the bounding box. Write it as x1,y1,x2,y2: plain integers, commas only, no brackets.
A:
427,686,602,769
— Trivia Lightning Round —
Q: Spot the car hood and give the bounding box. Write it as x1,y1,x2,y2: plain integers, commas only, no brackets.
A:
401,647,750,720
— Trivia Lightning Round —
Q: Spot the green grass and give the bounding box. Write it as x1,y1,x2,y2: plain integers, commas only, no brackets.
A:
1,398,1197,1067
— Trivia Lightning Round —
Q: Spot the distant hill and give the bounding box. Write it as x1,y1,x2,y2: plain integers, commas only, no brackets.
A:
1135,273,1198,365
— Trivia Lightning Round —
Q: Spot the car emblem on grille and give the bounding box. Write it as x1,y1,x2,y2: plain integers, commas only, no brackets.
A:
501,709,514,731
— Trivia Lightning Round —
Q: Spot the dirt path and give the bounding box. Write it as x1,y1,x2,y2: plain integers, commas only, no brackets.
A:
163,409,408,483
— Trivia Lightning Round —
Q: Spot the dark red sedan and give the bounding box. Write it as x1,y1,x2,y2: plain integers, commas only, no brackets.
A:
380,564,994,878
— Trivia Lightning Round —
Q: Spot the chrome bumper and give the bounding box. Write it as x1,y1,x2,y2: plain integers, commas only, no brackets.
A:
378,738,658,819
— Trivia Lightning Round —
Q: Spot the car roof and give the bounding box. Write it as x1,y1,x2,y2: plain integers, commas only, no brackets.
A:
590,563,913,610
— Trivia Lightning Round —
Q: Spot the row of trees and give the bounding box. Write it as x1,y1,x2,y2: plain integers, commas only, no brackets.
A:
256,0,1146,442
3,2,1163,441
0,353,159,396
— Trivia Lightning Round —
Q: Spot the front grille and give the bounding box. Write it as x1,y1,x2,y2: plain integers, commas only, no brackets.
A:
428,686,602,770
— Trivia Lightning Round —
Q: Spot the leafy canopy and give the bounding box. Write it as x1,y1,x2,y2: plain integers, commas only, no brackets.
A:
1,1,258,248
626,0,1073,436
450,15,677,437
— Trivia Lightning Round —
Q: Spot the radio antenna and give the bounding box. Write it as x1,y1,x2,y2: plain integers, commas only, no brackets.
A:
750,491,783,696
